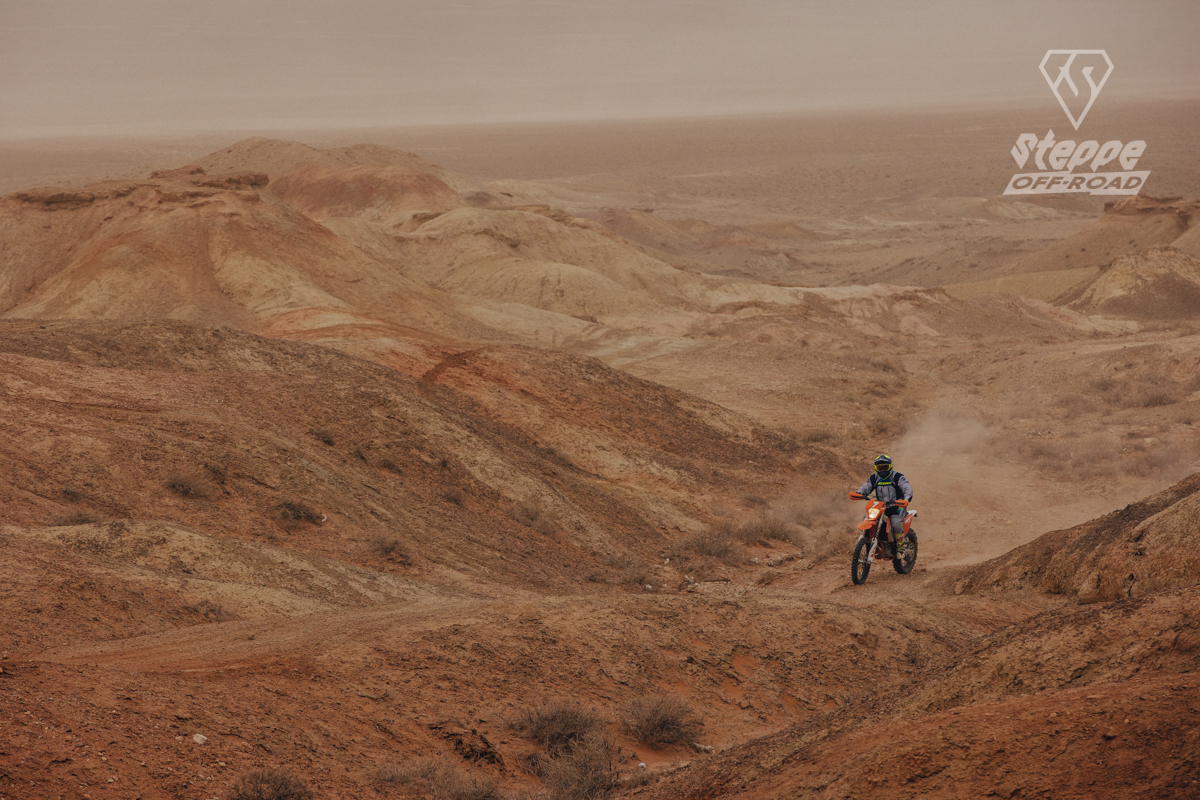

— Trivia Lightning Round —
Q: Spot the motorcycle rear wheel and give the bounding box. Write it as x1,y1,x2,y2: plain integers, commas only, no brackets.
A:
851,538,871,585
892,531,918,574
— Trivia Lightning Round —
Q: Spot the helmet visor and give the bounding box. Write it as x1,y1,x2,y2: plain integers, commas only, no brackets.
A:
874,463,891,472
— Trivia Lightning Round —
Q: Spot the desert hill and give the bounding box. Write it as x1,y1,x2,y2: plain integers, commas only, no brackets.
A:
0,319,828,593
950,471,1200,602
2,128,1200,800
1057,247,1200,320
943,194,1200,303
0,169,467,349
194,137,485,199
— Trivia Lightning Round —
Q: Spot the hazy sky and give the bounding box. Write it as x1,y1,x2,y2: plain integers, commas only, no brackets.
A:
3,0,1199,137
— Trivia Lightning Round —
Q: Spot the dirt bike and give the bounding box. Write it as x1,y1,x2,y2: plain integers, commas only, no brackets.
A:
847,492,918,585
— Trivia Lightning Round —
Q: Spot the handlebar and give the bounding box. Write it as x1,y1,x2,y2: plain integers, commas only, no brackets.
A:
847,491,908,507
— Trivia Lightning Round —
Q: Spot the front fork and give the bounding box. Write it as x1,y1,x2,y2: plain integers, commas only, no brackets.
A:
860,520,889,565
859,533,880,565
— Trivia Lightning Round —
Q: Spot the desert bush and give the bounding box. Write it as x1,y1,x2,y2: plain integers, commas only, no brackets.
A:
869,357,900,373
1116,388,1179,410
755,569,782,586
736,513,791,544
309,429,335,446
540,731,619,800
443,488,466,507
165,473,212,498
50,512,100,526
352,447,368,462
990,431,1117,479
277,501,323,528
61,486,83,503
1140,391,1178,408
621,694,703,748
602,553,653,587
866,416,907,438
379,458,403,474
228,770,313,800
740,494,769,509
794,429,835,445
622,769,655,789
204,463,228,485
373,758,497,800
1121,443,1186,477
509,502,541,527
509,701,606,757
368,535,412,565
184,599,234,622
782,492,856,562
673,524,744,563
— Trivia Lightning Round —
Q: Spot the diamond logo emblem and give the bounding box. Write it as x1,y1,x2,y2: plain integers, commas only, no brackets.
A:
1039,50,1114,131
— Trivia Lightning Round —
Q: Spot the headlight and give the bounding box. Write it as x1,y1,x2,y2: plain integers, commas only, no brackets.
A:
867,508,880,520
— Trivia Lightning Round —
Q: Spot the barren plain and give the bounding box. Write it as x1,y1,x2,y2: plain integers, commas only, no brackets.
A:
2,103,1199,799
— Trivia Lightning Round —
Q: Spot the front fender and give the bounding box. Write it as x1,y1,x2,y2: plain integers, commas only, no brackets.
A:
857,520,876,531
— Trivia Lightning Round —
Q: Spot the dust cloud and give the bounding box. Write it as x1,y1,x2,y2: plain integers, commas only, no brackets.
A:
893,400,1194,567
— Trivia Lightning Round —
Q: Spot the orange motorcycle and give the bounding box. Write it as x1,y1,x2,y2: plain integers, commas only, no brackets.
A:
847,492,918,585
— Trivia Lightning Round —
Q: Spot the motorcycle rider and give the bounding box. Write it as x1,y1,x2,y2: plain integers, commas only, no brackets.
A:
858,454,913,556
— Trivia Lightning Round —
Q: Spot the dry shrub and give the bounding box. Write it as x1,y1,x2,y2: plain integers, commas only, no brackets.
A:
673,524,744,564
540,732,619,800
509,502,557,535
866,380,891,397
183,599,234,622
51,512,100,526
380,458,403,474
509,502,542,527
204,463,228,485
165,473,212,499
736,513,791,544
1139,391,1178,408
509,702,606,757
988,432,1117,480
867,416,908,438
621,694,702,748
1121,443,1187,477
228,770,313,800
756,569,782,586
443,488,466,507
869,357,900,373
603,553,653,587
61,486,83,503
623,770,655,789
372,758,497,800
368,535,412,565
277,501,323,529
794,429,836,445
740,494,769,509
309,429,335,446
782,491,856,562
1055,394,1092,420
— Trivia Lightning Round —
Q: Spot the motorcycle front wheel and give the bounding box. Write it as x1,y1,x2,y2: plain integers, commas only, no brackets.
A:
851,537,872,585
892,531,918,575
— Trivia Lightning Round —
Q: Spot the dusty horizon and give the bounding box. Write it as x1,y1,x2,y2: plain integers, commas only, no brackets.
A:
4,0,1200,138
